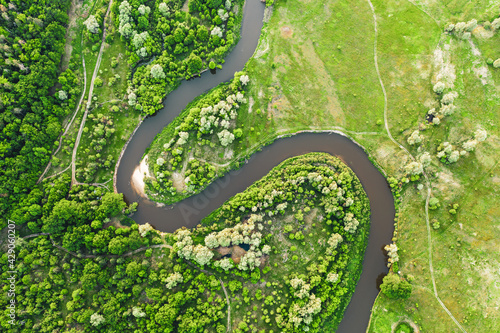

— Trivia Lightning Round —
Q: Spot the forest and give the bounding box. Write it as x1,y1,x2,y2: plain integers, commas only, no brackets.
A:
0,0,78,223
115,0,245,115
0,152,372,332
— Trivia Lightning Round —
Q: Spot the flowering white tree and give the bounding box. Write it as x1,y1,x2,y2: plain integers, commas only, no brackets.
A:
174,229,194,259
405,161,423,175
204,232,219,249
343,213,359,233
419,152,432,166
215,258,234,271
441,91,457,105
84,15,99,34
133,31,149,49
159,3,170,16
177,131,189,145
448,150,460,163
132,306,146,318
58,90,68,100
327,233,343,249
240,75,250,85
238,250,259,271
462,139,477,152
128,91,137,106
433,81,445,94
156,157,165,166
492,18,500,30
192,244,214,266
326,272,339,283
407,130,423,145
165,272,184,289
217,9,229,21
217,129,235,146
440,104,456,116
384,243,399,267
211,26,223,37
474,128,487,142
90,313,105,327
138,4,151,16
138,223,154,237
119,23,134,38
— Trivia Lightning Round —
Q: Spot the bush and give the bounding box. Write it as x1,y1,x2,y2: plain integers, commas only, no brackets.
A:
380,273,412,299
429,197,440,210
433,82,445,94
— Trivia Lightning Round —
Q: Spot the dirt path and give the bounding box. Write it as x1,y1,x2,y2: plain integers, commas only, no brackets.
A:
22,232,171,258
37,6,90,184
366,1,467,332
60,0,80,72
219,279,231,332
71,0,113,186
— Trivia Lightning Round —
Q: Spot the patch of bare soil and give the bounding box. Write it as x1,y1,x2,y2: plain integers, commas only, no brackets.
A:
61,0,81,72
231,245,247,264
432,169,461,201
280,26,293,38
172,172,186,192
216,247,232,256
181,0,189,12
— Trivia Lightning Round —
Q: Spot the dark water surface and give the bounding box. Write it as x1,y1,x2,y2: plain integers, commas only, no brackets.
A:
116,1,394,331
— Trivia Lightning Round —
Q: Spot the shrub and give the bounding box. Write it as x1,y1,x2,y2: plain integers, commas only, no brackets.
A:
441,91,457,105
429,197,440,210
474,128,487,142
58,90,68,100
84,15,99,34
380,273,412,299
433,81,445,94
151,64,166,79
407,130,423,145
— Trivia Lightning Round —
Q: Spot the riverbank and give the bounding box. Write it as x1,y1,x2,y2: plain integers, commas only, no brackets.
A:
130,154,151,198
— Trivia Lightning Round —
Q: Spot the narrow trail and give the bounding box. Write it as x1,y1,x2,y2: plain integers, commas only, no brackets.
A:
406,0,441,27
365,1,467,332
184,260,232,330
219,279,231,333
41,164,72,181
22,232,171,258
71,0,113,186
37,37,88,184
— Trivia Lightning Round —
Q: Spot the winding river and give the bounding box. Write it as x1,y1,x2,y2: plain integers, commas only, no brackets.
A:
115,1,395,332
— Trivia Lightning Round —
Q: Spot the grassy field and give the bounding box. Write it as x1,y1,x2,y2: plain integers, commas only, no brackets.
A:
140,0,500,331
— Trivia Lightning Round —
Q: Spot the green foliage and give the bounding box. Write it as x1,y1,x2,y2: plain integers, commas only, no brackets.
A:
117,0,245,115
380,273,412,299
0,0,79,220
146,72,249,203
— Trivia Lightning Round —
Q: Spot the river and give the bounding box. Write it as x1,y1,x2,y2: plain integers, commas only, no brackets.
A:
115,1,395,332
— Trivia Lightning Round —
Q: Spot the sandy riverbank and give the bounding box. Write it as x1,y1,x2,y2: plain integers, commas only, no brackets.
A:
131,155,151,198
